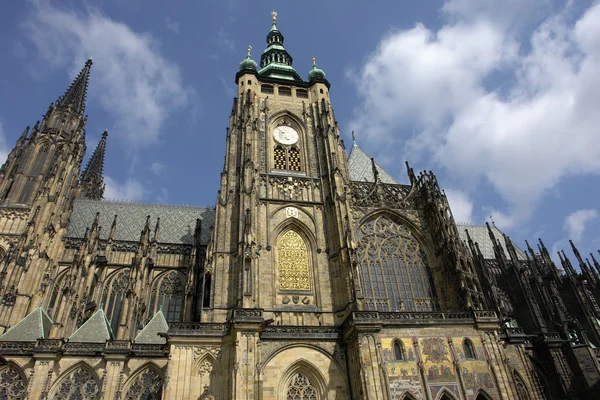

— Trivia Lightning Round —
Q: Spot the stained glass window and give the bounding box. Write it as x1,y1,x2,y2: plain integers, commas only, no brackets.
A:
149,271,185,322
278,230,310,291
125,368,163,400
0,366,27,400
356,216,437,312
393,341,405,361
286,373,317,400
463,339,476,360
54,367,99,400
102,269,130,334
514,371,531,400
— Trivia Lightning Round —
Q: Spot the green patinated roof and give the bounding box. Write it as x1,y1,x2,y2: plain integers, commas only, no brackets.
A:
68,308,113,343
457,224,527,261
347,143,398,184
134,310,168,344
66,199,215,245
308,59,326,82
0,307,53,341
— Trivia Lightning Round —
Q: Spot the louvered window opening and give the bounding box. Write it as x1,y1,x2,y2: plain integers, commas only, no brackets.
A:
274,145,301,171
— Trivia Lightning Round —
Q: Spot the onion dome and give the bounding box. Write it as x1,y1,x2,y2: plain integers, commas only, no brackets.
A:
239,45,257,71
308,57,326,82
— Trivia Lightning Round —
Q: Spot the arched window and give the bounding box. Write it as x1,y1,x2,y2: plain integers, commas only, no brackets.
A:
53,366,99,400
273,145,302,171
514,371,531,400
278,230,310,291
30,144,49,176
393,341,405,361
149,271,185,322
286,373,317,400
47,273,66,319
356,215,437,312
17,178,35,204
0,365,27,400
463,339,476,360
102,269,130,334
125,367,163,400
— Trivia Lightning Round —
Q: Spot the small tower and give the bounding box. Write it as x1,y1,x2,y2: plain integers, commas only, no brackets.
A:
79,130,108,200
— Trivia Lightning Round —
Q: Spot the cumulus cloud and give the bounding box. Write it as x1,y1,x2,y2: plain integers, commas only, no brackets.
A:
22,0,194,148
565,209,598,243
349,0,600,226
104,176,146,201
445,189,473,223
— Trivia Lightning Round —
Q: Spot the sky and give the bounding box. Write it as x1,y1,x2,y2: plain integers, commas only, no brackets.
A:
0,0,599,268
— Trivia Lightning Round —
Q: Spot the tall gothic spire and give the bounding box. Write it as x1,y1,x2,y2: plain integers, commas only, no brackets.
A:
59,59,93,116
79,130,107,200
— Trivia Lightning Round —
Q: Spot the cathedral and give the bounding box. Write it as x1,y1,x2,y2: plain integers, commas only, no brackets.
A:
1,12,600,400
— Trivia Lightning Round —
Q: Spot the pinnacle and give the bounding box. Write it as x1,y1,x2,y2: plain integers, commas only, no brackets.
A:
80,131,107,200
60,59,93,116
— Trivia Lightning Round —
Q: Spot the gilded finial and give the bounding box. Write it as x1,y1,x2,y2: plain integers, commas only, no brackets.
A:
247,45,252,56
272,10,277,23
312,56,316,63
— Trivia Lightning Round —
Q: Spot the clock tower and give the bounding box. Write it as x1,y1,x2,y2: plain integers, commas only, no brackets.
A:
187,12,352,398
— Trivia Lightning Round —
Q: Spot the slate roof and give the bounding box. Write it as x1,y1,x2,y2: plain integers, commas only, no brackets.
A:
0,307,53,341
68,308,113,343
347,143,398,184
66,199,215,245
457,223,527,261
134,310,168,344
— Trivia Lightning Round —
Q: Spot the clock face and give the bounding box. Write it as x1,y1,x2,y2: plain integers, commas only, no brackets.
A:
273,126,299,145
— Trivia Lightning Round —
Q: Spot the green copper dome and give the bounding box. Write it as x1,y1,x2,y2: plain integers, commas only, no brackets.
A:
308,57,326,82
239,46,257,71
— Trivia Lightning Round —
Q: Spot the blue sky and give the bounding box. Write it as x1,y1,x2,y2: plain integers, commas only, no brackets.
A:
1,0,599,267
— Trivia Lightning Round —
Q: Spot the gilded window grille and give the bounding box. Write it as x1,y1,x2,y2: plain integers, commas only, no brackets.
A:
274,146,287,169
273,145,302,172
356,215,437,312
278,230,310,291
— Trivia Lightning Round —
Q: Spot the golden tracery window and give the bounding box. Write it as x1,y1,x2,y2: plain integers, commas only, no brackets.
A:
278,230,310,291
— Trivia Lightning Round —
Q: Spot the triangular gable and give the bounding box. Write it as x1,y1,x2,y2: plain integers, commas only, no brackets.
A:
68,308,113,343
134,310,169,344
347,144,398,184
0,307,53,341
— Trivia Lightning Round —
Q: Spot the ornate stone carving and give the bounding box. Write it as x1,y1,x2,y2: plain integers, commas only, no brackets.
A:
0,366,27,400
285,206,299,219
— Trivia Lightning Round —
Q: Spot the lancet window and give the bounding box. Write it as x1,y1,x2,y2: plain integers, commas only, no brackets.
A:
393,341,405,361
514,371,531,400
102,269,130,333
463,339,476,360
278,230,310,291
149,271,185,322
0,366,27,400
54,367,99,400
274,145,301,171
125,368,163,400
356,215,437,312
286,373,317,400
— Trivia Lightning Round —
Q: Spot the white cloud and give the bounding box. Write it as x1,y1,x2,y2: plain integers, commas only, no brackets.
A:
0,122,9,166
349,1,600,227
444,189,473,223
165,17,180,34
156,187,169,203
564,209,598,242
23,0,194,148
104,176,146,201
150,161,166,177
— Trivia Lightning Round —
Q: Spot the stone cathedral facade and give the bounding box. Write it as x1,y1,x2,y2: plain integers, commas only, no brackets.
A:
0,13,600,400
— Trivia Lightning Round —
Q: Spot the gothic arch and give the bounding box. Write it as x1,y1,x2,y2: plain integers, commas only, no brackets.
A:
474,389,493,400
278,359,326,400
401,392,419,400
46,269,69,319
261,343,344,375
512,370,531,400
268,112,308,173
148,269,185,322
270,204,317,230
0,362,28,400
274,225,315,293
355,213,438,312
436,388,458,400
49,362,101,400
122,362,165,400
